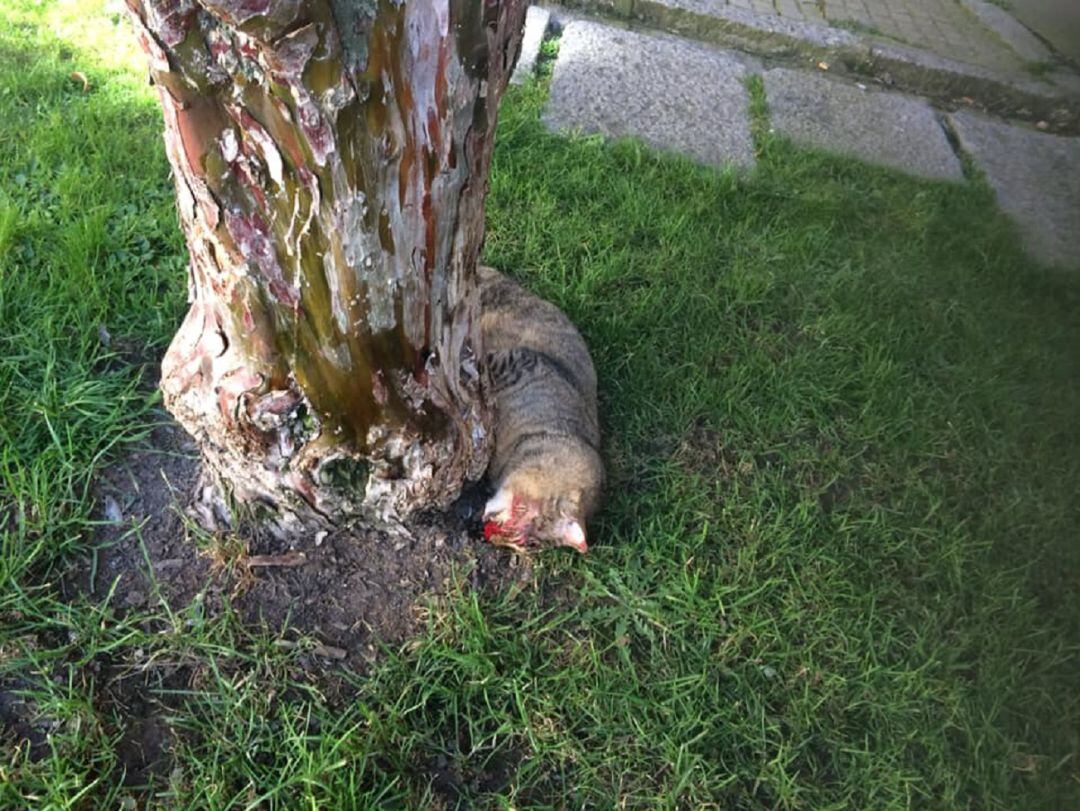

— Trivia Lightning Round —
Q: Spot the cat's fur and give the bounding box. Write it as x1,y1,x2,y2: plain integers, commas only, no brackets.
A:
478,266,603,553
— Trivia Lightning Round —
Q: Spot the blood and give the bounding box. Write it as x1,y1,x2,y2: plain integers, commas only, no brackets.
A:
484,495,531,547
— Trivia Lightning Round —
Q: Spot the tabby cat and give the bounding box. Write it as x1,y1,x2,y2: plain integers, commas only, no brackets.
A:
478,266,603,553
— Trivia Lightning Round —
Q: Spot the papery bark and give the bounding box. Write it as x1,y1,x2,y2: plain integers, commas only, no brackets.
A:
127,0,527,533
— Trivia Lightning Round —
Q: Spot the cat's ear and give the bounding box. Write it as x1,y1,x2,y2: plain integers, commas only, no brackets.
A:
555,518,588,554
483,487,513,522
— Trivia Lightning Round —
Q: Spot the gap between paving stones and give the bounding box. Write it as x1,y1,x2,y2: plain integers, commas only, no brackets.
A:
544,18,968,182
512,5,553,84
958,0,1053,64
946,111,1080,268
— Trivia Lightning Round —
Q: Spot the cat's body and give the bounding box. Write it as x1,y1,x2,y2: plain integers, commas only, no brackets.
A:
478,266,603,553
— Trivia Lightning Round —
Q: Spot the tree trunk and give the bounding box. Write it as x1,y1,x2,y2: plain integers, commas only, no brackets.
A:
125,0,527,534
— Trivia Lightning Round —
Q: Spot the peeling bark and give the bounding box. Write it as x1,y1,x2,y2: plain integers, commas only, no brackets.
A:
127,0,527,534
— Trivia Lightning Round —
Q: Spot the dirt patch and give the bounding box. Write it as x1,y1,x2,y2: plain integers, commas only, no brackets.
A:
58,413,533,787
676,423,743,478
104,677,182,791
0,680,50,763
65,414,529,658
62,418,211,611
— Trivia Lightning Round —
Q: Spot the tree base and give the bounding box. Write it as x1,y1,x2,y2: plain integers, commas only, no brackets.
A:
162,300,490,539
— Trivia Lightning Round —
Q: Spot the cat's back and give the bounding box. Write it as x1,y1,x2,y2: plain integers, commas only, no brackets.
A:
478,266,597,406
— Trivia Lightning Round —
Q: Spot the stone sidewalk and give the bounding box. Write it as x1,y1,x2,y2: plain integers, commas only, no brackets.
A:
693,0,1028,74
512,8,1080,268
1007,0,1080,63
552,0,1080,134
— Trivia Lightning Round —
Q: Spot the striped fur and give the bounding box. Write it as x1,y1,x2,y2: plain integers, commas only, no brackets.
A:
479,266,603,552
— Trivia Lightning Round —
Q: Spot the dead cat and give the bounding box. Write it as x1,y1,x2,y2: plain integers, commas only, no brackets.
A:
478,265,604,554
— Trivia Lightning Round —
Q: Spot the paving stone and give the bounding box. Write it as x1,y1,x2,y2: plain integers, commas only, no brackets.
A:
1048,67,1080,97
958,0,1052,63
949,111,1080,268
1007,0,1080,62
564,0,1079,130
774,0,803,19
762,68,963,180
634,0,859,51
511,6,551,85
544,21,755,169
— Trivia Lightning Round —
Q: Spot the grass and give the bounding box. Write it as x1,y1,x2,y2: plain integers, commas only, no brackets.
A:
2,0,1079,807
829,19,886,38
1024,59,1057,79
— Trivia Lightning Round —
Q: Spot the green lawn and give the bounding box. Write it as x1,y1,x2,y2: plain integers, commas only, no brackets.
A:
2,1,1078,807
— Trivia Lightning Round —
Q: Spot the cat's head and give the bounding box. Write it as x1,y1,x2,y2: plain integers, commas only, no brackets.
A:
481,449,601,553
482,490,588,553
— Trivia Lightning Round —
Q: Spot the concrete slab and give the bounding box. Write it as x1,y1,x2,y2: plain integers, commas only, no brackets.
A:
949,111,1080,268
958,0,1053,63
544,20,755,169
511,6,551,85
762,68,963,180
1006,0,1080,63
634,0,860,51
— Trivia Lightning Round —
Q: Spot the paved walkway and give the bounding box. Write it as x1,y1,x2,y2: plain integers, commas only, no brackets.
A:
1007,0,1080,63
512,6,1080,268
552,0,1080,123
737,0,1024,73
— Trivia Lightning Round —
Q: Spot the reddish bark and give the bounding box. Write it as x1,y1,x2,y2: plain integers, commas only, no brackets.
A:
126,0,527,534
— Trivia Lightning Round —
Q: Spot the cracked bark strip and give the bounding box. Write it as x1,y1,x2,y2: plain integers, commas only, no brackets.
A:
127,0,528,536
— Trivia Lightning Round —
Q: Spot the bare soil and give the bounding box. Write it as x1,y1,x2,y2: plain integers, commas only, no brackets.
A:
52,414,533,788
